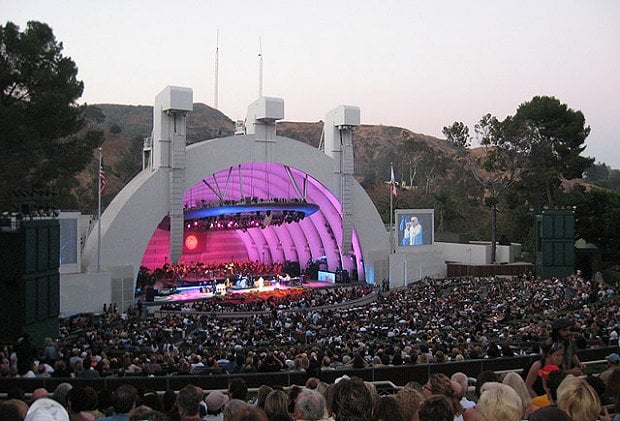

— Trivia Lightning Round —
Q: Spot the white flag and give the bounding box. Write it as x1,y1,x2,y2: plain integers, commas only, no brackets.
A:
390,165,397,197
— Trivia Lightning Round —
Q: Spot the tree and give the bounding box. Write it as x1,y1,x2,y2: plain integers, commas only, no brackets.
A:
0,21,103,209
398,130,424,188
432,189,463,233
442,121,471,149
115,135,144,184
110,124,122,135
512,96,593,208
560,186,620,263
469,114,528,263
584,162,610,182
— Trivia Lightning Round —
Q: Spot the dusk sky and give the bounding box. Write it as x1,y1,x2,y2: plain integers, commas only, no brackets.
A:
4,0,619,168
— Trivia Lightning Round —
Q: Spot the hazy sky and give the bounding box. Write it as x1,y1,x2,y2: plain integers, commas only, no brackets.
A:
3,0,619,167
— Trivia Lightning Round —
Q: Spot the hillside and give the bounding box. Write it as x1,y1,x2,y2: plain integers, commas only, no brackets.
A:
90,103,455,198
74,102,620,264
95,103,236,142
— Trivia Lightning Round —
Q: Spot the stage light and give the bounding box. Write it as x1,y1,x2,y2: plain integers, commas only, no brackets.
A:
185,234,198,250
181,198,318,233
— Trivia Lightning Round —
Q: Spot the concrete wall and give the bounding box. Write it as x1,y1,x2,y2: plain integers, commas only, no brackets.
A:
388,241,523,287
436,241,521,265
60,272,111,316
388,247,446,287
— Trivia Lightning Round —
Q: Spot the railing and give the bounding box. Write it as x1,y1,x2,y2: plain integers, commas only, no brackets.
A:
1,346,614,395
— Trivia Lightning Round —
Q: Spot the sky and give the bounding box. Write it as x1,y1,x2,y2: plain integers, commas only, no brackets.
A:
3,0,619,168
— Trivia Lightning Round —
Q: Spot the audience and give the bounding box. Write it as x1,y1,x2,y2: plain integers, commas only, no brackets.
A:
264,390,292,421
607,367,620,420
205,391,229,420
4,270,617,386
524,341,564,398
527,405,571,421
25,397,70,421
230,406,269,421
224,400,250,421
531,366,567,408
450,373,475,410
330,377,373,421
293,389,328,421
66,386,98,421
0,269,618,421
374,395,406,421
100,384,138,421
395,386,423,421
601,352,620,384
476,382,522,421
255,386,273,411
556,374,609,421
229,379,248,402
502,371,538,418
422,374,463,420
419,395,454,421
0,399,28,421
175,384,202,421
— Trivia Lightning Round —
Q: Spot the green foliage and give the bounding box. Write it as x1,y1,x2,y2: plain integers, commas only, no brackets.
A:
471,114,528,262
585,162,611,181
0,21,103,209
512,96,594,208
440,97,595,263
398,131,455,194
82,105,105,124
442,121,471,149
559,186,620,263
584,163,620,192
432,188,466,232
114,136,144,184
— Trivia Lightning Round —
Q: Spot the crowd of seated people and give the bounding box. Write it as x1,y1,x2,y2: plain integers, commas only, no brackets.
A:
159,285,376,314
1,271,617,386
1,368,618,420
145,261,287,288
1,271,619,419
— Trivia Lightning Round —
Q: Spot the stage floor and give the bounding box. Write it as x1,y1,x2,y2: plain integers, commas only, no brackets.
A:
149,281,333,304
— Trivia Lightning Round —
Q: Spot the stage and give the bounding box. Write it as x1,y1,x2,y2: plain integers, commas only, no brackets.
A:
145,279,336,304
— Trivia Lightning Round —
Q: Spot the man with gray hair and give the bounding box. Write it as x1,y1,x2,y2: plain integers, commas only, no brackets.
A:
294,389,328,421
450,372,476,409
223,399,249,421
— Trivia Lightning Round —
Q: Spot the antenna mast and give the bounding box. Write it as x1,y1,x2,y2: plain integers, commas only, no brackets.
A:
214,29,219,109
258,37,263,97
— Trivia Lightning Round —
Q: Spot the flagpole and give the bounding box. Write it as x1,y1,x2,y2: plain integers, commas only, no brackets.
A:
389,162,394,252
97,148,102,272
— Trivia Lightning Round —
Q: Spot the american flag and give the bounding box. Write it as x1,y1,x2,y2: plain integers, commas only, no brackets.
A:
99,158,106,194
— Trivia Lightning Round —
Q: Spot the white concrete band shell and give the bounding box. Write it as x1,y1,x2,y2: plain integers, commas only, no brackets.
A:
76,87,392,314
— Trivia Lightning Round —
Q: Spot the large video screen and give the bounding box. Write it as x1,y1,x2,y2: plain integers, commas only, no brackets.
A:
395,209,434,247
317,270,336,283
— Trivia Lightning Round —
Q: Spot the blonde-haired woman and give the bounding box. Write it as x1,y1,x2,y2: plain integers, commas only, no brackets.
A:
264,390,292,421
556,374,611,421
477,382,522,421
502,372,539,418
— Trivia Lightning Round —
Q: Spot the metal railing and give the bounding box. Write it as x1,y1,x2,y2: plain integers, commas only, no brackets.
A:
1,346,614,395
